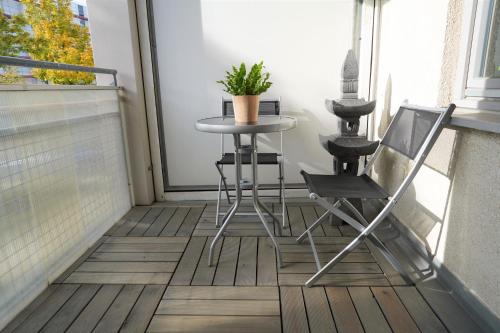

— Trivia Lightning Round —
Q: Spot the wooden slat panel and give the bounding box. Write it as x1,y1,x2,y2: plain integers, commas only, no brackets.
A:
417,278,483,333
148,315,281,333
196,221,269,230
129,207,164,236
145,207,177,236
279,262,382,274
191,237,222,286
278,236,355,244
193,229,269,236
282,252,375,263
286,201,316,206
235,237,257,286
393,286,447,333
288,206,307,237
53,237,108,283
339,225,358,236
301,206,325,236
257,237,277,286
365,240,407,286
280,243,368,252
279,274,390,286
213,237,240,286
157,299,280,316
120,285,166,333
96,243,185,253
160,207,190,236
326,287,364,333
67,285,123,333
65,272,171,284
87,252,182,262
302,287,337,333
315,206,342,236
280,287,309,333
93,285,144,333
164,286,279,300
273,202,291,236
40,284,100,333
10,284,79,333
176,206,205,236
76,262,177,273
156,200,209,207
349,287,392,333
170,237,207,285
1,285,59,333
371,287,420,333
111,207,151,236
104,237,189,244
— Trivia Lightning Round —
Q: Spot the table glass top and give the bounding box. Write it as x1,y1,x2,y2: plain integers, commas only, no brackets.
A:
195,115,297,134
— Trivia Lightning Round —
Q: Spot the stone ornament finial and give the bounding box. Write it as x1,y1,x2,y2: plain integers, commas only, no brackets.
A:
341,49,359,99
321,49,378,177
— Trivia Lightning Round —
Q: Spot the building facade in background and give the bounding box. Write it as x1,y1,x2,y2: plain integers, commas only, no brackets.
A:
0,0,88,26
0,0,90,82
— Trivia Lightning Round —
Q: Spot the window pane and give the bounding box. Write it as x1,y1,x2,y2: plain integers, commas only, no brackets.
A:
479,0,500,77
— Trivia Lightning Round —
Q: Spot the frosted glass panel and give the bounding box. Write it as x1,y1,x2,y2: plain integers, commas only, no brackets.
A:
0,88,131,326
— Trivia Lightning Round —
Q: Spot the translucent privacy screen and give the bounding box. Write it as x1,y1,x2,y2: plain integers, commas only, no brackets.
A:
0,88,131,322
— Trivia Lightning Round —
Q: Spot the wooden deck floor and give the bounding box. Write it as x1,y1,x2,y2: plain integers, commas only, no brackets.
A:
2,201,484,333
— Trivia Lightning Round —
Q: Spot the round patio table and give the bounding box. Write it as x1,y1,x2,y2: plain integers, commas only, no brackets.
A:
195,115,297,268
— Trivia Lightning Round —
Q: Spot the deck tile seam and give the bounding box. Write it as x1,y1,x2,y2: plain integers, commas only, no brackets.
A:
54,284,103,332
35,284,82,333
413,286,454,333
148,207,178,236
368,286,402,333
299,286,313,333
233,236,243,286
391,285,428,333
188,236,209,286
88,284,125,333
345,286,368,332
127,208,163,236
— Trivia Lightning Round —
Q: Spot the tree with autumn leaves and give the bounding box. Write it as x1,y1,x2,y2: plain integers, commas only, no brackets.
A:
0,0,95,84
0,9,31,83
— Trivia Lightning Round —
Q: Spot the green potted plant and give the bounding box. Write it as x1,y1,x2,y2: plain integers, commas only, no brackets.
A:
217,61,272,123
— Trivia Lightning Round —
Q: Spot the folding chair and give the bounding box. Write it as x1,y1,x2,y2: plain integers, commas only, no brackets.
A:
298,103,456,287
215,98,288,228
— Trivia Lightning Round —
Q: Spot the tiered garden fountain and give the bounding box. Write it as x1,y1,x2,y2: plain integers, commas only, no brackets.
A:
321,50,378,223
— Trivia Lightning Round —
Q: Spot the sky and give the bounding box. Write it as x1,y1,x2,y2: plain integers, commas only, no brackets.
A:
72,0,87,6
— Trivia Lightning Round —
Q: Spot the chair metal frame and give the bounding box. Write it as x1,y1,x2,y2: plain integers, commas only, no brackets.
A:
215,97,288,228
298,103,456,287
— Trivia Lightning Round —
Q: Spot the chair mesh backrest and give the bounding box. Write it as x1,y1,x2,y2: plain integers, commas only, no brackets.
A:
380,105,445,159
222,99,280,116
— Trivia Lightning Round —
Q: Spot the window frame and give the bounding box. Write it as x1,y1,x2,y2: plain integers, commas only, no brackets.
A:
463,0,500,99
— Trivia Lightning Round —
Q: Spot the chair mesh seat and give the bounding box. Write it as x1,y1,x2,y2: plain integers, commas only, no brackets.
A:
300,170,388,199
217,153,279,165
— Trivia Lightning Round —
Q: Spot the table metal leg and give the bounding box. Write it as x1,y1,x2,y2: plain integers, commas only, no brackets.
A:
251,134,283,268
208,133,283,269
208,134,243,266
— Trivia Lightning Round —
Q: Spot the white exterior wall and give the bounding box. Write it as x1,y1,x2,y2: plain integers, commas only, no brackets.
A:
371,0,500,317
152,0,358,186
87,0,156,204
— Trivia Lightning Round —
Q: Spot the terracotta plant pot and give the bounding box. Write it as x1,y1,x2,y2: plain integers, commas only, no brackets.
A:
232,95,260,123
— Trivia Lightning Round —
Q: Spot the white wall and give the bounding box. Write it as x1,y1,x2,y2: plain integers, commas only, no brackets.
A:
88,0,156,204
371,0,500,318
153,0,358,186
